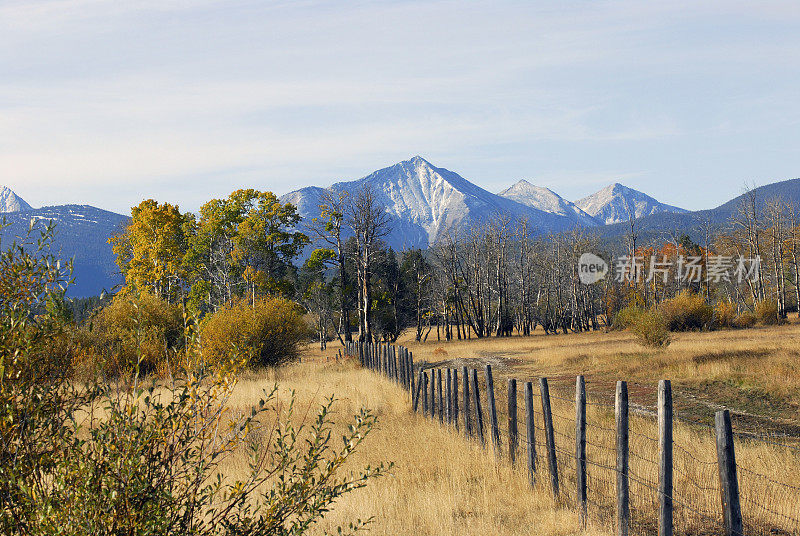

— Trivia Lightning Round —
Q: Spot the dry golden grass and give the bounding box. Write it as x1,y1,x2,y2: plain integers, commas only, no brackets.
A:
284,324,800,534
224,361,611,536
393,323,800,429
539,396,800,534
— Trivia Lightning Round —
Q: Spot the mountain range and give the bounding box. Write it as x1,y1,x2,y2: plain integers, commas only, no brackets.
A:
0,202,129,297
282,156,591,250
281,156,688,249
3,156,798,297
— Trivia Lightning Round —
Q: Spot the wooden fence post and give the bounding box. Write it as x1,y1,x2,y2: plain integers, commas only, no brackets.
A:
659,380,673,536
402,348,408,389
471,369,486,447
616,381,630,536
394,347,399,383
437,369,444,424
508,379,518,465
422,372,429,415
452,368,459,431
431,368,437,419
406,348,411,390
485,364,501,456
540,377,559,497
412,370,423,412
576,375,587,522
715,409,743,536
463,366,472,438
525,381,536,488
446,369,453,425
399,348,405,387
409,352,415,394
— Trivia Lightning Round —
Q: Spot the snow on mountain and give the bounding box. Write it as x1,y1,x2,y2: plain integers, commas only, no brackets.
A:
282,156,578,250
498,179,599,227
0,186,33,213
575,183,687,225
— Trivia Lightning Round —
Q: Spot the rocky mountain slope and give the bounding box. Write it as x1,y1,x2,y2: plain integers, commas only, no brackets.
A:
0,185,33,213
576,182,687,225
282,156,581,250
498,179,599,227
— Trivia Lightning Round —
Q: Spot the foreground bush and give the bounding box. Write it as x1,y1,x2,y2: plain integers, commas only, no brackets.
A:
658,290,712,331
73,291,184,377
201,296,308,369
630,309,671,348
0,225,386,536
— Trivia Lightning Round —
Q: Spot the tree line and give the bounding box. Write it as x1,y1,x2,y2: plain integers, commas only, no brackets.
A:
111,184,800,348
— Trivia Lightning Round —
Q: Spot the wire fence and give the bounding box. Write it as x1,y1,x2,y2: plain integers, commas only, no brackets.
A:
344,341,800,536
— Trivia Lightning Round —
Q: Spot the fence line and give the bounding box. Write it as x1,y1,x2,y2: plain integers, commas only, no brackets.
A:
343,340,800,536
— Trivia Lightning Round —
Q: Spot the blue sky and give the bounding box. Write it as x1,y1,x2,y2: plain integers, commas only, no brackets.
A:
2,0,799,214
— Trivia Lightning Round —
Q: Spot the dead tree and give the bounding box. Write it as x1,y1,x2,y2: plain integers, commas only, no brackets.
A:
346,185,391,342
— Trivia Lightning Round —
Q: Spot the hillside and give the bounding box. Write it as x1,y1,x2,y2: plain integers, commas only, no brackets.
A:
597,178,800,247
0,204,129,297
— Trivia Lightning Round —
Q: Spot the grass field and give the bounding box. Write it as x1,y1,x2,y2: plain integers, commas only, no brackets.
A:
225,363,610,536
393,322,800,437
274,323,800,534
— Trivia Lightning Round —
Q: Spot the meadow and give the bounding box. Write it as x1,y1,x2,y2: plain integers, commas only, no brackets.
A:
225,362,609,536
247,323,800,535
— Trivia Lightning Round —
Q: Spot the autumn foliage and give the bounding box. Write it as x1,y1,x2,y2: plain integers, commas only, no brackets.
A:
200,296,308,369
72,291,184,377
658,290,713,331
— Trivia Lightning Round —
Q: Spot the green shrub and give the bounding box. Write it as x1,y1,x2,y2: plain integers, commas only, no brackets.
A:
658,290,713,331
34,376,384,536
201,296,308,369
755,299,780,325
630,309,671,348
1,225,386,536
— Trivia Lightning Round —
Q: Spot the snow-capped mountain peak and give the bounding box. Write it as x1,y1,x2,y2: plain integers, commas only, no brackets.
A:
575,182,686,225
0,186,33,213
498,179,598,226
332,156,529,245
282,157,582,251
